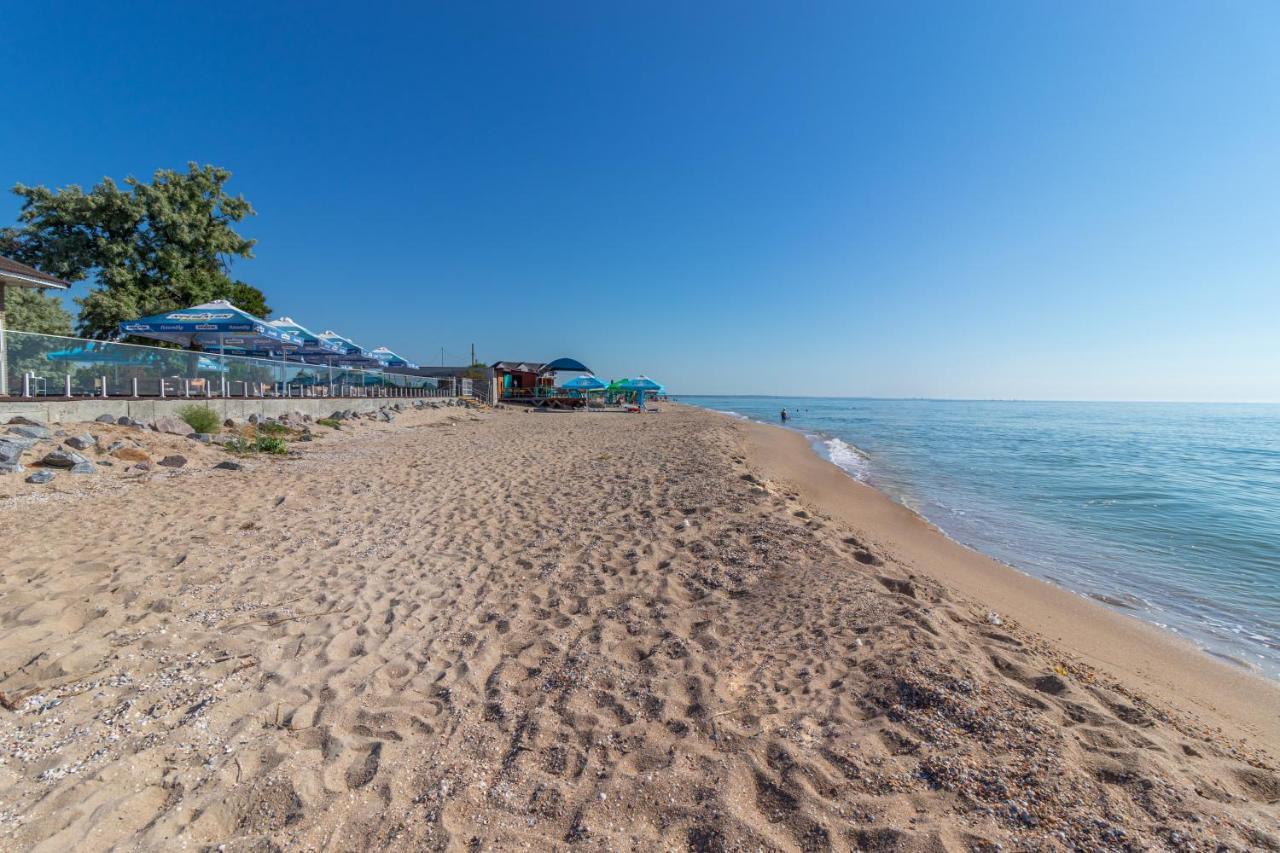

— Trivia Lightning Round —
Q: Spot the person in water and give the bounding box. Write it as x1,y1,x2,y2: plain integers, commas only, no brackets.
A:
780,409,789,423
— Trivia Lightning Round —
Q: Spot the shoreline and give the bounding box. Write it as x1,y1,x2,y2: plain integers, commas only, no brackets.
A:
715,404,1280,748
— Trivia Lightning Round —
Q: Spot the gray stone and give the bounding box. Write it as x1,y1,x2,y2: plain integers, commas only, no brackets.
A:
157,454,187,468
7,416,47,428
187,433,213,444
116,416,135,426
107,440,126,452
152,416,190,436
8,424,52,440
0,462,24,475
247,414,260,424
65,433,97,450
95,414,117,423
69,461,96,474
0,438,31,464
214,460,244,471
210,434,235,446
224,418,240,429
40,448,88,468
133,462,152,472
25,470,55,484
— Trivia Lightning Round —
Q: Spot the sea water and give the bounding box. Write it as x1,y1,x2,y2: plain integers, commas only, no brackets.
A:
679,397,1280,678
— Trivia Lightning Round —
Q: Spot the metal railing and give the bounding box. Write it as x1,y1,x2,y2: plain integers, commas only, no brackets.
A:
0,330,450,400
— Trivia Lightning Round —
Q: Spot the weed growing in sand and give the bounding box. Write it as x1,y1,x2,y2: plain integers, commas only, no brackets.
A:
317,418,341,429
177,405,221,434
256,421,290,436
222,434,289,456
252,435,289,454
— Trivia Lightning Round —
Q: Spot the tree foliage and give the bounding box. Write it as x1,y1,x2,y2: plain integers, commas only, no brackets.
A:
3,287,75,335
1,163,270,338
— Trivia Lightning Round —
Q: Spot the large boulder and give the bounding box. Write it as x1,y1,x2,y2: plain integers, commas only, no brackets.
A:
7,416,47,428
0,438,31,464
65,434,97,450
152,416,190,436
0,462,24,475
8,424,52,441
40,448,88,468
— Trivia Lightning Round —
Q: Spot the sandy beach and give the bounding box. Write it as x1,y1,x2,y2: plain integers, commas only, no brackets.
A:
1,403,1277,851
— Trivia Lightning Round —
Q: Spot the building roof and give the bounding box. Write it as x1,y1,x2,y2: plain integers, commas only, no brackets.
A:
492,361,546,372
0,256,70,289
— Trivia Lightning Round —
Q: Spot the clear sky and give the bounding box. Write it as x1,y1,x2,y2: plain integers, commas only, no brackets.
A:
5,2,1279,401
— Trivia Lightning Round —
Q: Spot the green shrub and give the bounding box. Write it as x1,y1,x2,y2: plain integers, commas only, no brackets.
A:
222,434,290,456
316,418,341,429
256,421,290,435
177,404,221,434
254,435,289,455
223,437,253,455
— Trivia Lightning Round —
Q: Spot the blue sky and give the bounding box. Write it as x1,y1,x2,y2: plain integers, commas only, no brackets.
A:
5,2,1279,400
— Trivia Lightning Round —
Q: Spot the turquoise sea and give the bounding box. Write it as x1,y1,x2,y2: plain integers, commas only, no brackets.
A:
679,397,1280,679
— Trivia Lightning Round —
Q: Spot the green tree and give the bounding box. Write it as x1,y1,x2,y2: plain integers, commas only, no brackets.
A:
1,163,270,339
4,287,75,335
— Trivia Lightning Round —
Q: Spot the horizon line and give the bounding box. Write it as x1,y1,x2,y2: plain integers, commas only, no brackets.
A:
673,393,1280,405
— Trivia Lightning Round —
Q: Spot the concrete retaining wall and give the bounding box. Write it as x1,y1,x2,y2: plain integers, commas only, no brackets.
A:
0,396,447,425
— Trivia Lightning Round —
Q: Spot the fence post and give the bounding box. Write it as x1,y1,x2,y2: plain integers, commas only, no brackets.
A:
184,379,191,397
205,382,212,399
22,372,31,398
64,374,72,397
101,376,108,399
159,378,165,398
132,377,139,397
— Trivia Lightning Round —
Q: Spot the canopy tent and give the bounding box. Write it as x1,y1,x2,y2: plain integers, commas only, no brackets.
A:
368,346,419,369
539,357,592,374
46,342,228,372
267,317,345,361
119,300,302,356
1,255,70,397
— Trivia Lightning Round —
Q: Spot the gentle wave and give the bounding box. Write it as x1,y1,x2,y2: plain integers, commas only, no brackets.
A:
820,436,871,481
681,396,1280,679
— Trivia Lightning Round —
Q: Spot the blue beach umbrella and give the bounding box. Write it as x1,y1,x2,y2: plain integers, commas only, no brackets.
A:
317,331,386,368
368,346,419,369
560,373,607,406
267,317,345,361
118,300,302,356
615,376,665,409
561,374,607,391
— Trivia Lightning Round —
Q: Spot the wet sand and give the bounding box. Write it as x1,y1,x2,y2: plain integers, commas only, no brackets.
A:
0,403,1277,850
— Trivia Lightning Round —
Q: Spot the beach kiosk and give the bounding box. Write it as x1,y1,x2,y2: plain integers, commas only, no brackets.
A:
0,256,70,397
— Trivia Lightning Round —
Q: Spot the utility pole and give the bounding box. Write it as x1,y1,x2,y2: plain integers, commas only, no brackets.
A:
471,343,475,367
440,347,444,367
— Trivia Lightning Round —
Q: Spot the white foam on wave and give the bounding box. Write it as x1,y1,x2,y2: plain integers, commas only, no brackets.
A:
822,437,871,481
